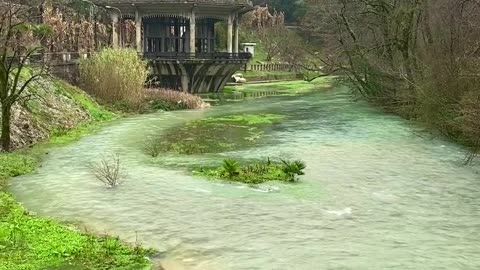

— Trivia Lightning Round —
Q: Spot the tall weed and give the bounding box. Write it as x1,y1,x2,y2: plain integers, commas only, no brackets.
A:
80,49,147,109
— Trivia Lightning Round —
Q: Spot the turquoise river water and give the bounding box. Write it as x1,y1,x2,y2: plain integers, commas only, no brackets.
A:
10,88,480,269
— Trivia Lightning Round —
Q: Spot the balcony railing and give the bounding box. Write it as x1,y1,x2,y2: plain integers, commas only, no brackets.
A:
143,52,252,61
94,0,252,6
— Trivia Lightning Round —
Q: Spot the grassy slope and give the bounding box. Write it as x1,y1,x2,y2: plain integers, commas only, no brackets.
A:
0,80,153,270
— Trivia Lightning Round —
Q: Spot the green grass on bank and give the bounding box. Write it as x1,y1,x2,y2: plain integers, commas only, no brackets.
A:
54,80,116,123
0,193,152,270
0,134,153,270
225,77,336,95
0,79,117,189
0,79,153,269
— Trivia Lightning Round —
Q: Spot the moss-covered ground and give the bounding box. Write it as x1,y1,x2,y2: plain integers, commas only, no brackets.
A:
145,114,284,156
0,79,153,270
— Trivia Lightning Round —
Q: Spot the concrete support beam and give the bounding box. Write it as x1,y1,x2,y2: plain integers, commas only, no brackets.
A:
227,14,233,53
111,12,119,49
189,11,196,54
135,10,142,53
233,14,239,53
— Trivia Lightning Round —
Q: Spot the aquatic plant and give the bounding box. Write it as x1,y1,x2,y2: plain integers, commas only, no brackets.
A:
89,154,125,188
222,159,240,178
197,158,306,184
280,159,306,182
200,114,284,125
144,137,162,158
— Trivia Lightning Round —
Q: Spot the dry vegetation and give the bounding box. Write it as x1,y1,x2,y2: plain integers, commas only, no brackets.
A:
145,88,210,111
301,0,480,158
79,48,148,110
89,153,125,188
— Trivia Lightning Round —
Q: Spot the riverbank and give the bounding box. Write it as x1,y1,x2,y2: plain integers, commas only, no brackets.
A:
0,78,156,269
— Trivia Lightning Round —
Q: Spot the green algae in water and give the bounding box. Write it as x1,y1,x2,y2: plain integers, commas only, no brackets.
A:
198,114,284,125
151,114,284,155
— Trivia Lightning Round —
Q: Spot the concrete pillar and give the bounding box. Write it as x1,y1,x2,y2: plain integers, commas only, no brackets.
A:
189,11,196,54
135,10,142,53
233,15,239,53
227,14,233,53
111,12,119,49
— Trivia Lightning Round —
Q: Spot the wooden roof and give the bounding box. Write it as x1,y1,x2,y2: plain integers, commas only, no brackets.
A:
94,0,251,3
92,0,253,18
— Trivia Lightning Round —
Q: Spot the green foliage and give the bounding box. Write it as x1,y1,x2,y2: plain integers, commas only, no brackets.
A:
222,159,240,178
281,159,306,182
0,193,152,270
31,24,54,37
0,154,37,190
196,158,306,184
54,80,116,122
150,99,185,111
266,0,306,22
0,154,36,179
80,48,148,110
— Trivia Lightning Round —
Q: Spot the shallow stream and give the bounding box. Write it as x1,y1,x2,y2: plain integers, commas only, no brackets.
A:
10,87,480,269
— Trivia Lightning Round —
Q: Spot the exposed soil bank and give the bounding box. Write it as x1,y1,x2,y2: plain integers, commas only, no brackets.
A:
0,78,115,151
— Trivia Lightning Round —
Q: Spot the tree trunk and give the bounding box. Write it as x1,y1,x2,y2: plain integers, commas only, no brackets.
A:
1,102,12,152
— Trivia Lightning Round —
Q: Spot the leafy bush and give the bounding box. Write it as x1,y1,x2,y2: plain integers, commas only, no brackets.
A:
281,159,306,182
0,154,37,190
80,48,147,109
222,159,240,178
197,158,306,184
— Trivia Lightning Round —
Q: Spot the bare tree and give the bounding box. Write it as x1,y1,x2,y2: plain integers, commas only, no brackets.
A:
0,1,48,152
89,153,125,188
300,0,480,156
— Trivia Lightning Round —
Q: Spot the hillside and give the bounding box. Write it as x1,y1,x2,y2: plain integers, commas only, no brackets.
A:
2,77,115,151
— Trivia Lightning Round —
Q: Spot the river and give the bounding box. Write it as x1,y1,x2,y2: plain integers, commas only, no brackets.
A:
10,87,480,269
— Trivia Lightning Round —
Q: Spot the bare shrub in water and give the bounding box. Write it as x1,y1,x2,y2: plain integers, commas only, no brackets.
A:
145,88,210,110
80,48,147,109
89,154,125,188
143,136,161,157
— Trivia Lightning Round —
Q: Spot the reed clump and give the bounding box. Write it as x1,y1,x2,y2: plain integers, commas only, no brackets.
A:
145,88,210,111
80,48,147,110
